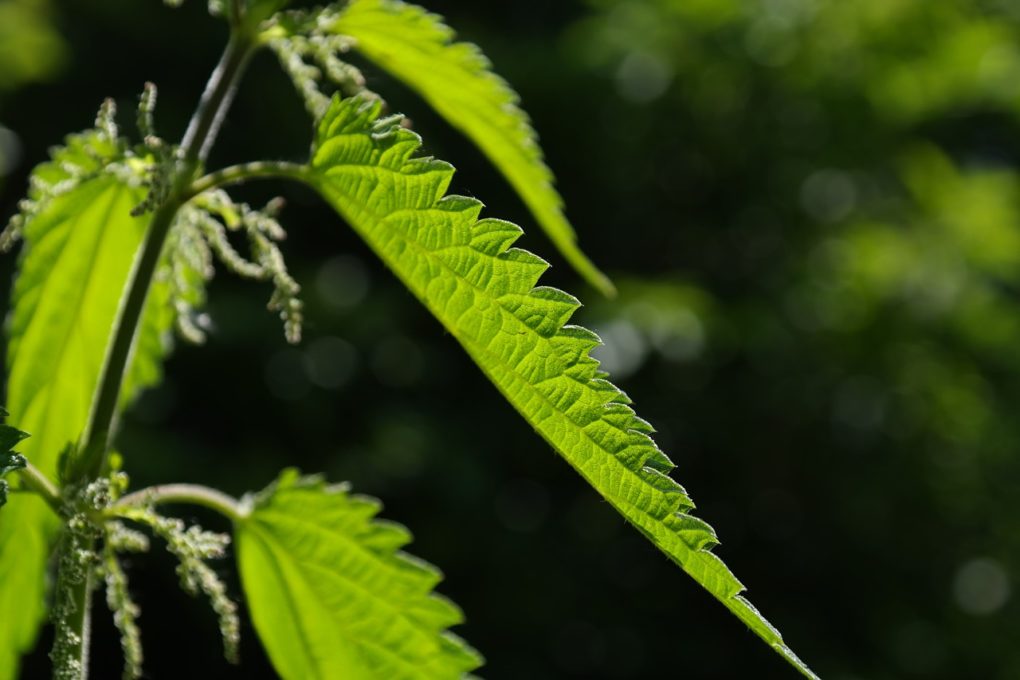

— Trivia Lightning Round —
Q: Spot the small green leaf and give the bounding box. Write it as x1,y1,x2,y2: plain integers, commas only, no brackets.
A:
330,0,614,295
301,95,817,678
0,423,28,461
0,452,26,478
0,421,29,510
237,470,482,679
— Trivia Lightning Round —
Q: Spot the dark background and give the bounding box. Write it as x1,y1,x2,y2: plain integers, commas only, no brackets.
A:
2,0,1019,678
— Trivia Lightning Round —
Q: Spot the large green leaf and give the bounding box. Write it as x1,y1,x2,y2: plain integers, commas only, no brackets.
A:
0,130,172,676
237,470,482,679
299,95,816,677
330,0,614,296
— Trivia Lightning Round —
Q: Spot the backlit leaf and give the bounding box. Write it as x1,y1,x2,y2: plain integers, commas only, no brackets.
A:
330,0,614,295
300,95,816,678
0,126,174,676
237,470,482,679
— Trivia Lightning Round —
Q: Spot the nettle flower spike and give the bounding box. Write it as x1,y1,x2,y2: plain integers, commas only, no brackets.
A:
170,189,304,344
1,96,159,252
268,13,370,118
131,83,176,217
118,507,240,664
95,98,119,142
137,81,158,140
270,36,330,116
101,547,143,680
164,211,216,344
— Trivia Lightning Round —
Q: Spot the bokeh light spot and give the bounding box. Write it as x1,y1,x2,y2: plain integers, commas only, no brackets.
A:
304,335,357,390
316,254,369,311
953,557,1011,616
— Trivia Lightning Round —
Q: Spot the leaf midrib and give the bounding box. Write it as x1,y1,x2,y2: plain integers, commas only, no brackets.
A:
313,171,671,494
310,157,765,626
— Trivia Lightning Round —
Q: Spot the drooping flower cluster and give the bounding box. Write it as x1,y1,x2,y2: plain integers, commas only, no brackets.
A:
171,188,304,344
268,7,374,117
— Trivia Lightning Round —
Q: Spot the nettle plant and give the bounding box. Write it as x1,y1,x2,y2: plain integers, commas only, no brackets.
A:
0,1,818,678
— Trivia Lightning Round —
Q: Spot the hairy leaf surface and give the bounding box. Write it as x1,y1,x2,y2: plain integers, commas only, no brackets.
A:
301,95,816,677
331,0,613,296
0,130,172,676
237,470,482,679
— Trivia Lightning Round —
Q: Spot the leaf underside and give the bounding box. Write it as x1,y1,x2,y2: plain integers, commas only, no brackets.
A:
331,0,614,296
0,130,174,676
304,95,816,678
237,471,482,679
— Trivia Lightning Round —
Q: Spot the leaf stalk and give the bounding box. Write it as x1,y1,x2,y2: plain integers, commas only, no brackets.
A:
15,462,62,515
113,484,246,522
187,160,310,198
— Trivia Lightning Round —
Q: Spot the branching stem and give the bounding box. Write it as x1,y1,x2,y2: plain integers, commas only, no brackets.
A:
54,27,259,680
114,484,246,522
77,33,258,481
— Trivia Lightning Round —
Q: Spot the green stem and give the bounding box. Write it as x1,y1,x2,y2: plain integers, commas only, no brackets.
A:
54,31,258,680
51,532,94,680
114,484,246,522
187,160,310,198
16,461,62,514
77,33,257,483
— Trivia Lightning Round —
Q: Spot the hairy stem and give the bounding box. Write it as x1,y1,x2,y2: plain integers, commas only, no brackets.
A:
78,34,257,480
54,31,258,680
181,37,255,165
51,532,94,680
187,160,310,198
114,484,246,522
16,461,62,514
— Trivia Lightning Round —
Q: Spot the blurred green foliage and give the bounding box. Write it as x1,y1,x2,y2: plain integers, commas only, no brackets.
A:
571,0,1020,676
0,0,64,93
1,0,1019,678
0,0,64,186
